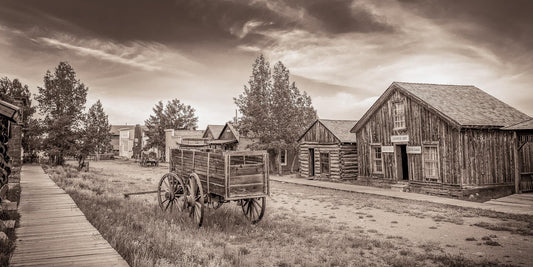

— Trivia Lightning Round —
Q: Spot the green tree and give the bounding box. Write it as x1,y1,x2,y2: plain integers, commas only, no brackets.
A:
36,62,88,165
83,100,111,160
0,77,40,157
235,56,317,174
145,99,198,159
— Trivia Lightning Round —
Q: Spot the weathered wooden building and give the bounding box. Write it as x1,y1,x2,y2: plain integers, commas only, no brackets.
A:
351,82,532,199
502,119,533,193
299,119,358,180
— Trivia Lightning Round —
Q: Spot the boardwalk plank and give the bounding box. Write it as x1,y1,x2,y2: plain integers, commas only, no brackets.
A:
10,165,129,267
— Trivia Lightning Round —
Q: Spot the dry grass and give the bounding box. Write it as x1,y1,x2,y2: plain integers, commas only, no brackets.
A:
45,163,505,267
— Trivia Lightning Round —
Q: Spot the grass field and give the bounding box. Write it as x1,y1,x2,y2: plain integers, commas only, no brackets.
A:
42,160,528,266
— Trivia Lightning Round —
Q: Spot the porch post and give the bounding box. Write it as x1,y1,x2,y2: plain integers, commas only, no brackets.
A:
513,131,521,194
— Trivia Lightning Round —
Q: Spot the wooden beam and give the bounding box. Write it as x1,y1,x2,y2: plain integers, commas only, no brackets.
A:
514,131,521,194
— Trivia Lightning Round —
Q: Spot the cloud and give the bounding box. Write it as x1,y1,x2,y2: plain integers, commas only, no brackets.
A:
39,37,162,71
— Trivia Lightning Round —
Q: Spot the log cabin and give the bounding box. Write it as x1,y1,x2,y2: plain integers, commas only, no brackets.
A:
351,82,532,199
299,119,358,180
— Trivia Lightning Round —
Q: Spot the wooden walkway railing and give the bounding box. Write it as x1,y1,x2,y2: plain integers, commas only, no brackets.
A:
10,165,129,266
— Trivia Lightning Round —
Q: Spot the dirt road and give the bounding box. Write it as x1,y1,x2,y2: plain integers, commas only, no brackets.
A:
88,160,532,266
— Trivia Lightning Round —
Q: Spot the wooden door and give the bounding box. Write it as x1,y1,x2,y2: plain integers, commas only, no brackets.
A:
309,148,315,177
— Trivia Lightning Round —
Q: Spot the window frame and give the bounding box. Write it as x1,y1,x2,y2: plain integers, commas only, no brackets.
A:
371,145,384,174
422,143,440,182
392,101,406,130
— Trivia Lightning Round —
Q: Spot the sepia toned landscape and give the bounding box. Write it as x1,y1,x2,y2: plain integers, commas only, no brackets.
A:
1,0,533,266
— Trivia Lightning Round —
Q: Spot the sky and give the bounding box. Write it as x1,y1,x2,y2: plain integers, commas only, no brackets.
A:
0,0,532,129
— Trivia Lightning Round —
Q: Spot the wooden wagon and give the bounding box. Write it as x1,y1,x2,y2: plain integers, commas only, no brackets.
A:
157,149,269,226
140,151,158,167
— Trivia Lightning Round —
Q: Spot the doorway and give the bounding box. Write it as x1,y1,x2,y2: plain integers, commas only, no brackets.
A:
396,145,409,180
309,148,315,177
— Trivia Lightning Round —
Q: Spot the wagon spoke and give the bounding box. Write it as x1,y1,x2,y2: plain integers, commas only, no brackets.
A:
164,199,171,211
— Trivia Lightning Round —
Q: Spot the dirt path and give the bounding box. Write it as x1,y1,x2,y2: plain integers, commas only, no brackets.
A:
269,182,532,266
85,160,532,266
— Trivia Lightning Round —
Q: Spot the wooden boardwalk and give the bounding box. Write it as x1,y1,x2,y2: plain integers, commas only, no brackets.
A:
10,165,129,266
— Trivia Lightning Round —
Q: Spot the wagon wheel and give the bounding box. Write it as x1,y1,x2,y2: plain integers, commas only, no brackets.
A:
241,197,266,224
157,173,185,212
186,173,205,227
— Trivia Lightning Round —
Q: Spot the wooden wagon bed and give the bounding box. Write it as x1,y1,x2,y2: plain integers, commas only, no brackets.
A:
169,149,269,201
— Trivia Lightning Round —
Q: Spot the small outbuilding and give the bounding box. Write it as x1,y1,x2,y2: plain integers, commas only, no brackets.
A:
298,119,358,180
351,82,532,199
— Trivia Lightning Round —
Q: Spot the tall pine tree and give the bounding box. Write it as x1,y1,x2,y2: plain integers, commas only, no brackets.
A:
36,62,88,165
235,55,317,174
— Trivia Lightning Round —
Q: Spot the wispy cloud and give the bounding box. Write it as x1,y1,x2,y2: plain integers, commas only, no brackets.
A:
39,37,163,71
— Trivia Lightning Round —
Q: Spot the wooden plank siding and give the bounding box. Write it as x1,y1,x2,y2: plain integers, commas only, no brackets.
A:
298,121,358,180
356,88,518,189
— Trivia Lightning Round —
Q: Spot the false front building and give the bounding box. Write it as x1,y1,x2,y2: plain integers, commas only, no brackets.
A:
351,82,532,199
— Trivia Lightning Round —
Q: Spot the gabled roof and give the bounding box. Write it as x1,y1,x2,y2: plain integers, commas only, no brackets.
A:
351,82,531,132
502,118,533,130
218,123,239,141
202,124,225,139
299,119,357,143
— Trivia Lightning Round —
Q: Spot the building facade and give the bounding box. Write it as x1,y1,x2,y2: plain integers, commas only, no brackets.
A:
299,119,358,180
351,82,532,199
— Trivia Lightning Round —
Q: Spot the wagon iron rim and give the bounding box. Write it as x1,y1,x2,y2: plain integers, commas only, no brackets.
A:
241,197,265,224
157,173,185,213
186,173,205,227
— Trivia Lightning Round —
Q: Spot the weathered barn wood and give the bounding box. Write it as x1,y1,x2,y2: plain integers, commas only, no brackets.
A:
352,82,532,199
298,119,357,180
503,118,533,192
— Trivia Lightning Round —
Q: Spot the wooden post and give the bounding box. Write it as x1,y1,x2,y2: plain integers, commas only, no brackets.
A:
513,131,521,194
206,152,210,195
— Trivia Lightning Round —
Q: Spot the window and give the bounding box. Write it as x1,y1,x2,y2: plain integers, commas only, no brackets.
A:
320,152,330,176
280,150,287,166
371,146,383,173
423,145,439,181
392,101,406,129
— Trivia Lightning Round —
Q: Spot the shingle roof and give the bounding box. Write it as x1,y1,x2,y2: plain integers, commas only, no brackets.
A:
218,123,239,141
352,82,531,132
299,119,357,143
502,118,533,130
394,82,530,128
204,125,225,139
319,119,357,143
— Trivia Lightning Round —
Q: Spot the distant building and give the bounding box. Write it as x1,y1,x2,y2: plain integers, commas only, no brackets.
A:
164,129,205,162
202,125,224,140
116,125,154,158
110,125,130,155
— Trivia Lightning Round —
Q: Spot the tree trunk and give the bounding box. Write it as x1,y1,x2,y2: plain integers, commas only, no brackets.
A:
96,146,100,161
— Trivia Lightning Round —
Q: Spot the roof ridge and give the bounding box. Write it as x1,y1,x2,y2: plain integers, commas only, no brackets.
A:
393,81,476,87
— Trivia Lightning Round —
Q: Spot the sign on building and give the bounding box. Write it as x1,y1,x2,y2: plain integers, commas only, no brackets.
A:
391,135,409,143
406,146,422,154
